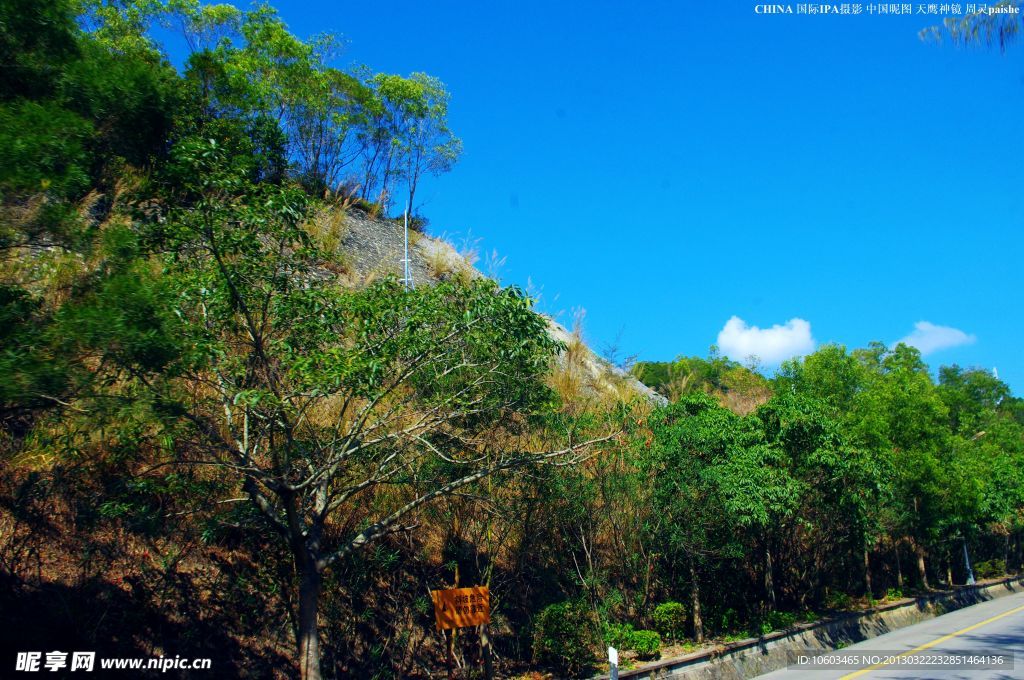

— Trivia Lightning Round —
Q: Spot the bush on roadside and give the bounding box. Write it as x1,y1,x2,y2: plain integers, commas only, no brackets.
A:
825,591,853,610
751,610,798,636
652,601,687,642
602,621,635,650
603,622,662,660
533,600,599,676
974,559,1006,579
630,630,661,660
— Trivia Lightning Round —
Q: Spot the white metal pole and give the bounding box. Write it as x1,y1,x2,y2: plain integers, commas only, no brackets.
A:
403,200,410,290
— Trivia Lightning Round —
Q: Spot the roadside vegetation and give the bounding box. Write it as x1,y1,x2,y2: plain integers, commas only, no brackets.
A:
1,1,1022,678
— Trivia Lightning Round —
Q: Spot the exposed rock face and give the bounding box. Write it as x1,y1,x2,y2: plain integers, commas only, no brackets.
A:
543,319,666,405
333,208,437,284
322,207,665,405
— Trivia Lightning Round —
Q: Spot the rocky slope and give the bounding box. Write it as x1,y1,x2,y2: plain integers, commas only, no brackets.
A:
314,206,665,405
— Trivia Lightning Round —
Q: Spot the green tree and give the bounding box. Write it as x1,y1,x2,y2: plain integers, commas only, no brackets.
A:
850,343,952,588
643,394,747,641
373,72,462,217
938,365,1010,435
114,140,610,679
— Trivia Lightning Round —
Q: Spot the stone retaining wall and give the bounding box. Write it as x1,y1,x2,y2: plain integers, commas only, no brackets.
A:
595,576,1024,680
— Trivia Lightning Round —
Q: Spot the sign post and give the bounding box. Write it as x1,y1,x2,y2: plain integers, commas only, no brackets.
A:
431,586,492,679
446,631,455,680
480,622,494,680
609,646,619,680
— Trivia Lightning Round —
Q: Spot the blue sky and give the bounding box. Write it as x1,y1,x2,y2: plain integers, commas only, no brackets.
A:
166,2,1023,393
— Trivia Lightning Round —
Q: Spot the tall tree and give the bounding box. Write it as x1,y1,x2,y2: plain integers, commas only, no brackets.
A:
643,394,747,641
374,72,462,217
117,139,611,679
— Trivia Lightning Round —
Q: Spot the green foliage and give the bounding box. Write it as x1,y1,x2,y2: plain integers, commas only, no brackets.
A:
0,0,80,99
632,351,748,401
0,101,93,196
754,610,798,635
939,365,1011,435
825,592,853,610
602,621,635,650
601,623,660,660
716,607,741,633
372,72,462,212
0,0,176,204
533,601,598,676
643,394,748,565
652,601,687,642
629,630,661,660
3,1,1024,679
974,559,1006,579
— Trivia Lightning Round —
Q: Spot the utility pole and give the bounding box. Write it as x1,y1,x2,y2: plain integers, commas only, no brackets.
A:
401,200,413,290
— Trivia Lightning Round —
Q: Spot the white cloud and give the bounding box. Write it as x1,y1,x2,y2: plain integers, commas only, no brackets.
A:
716,316,815,365
897,321,976,355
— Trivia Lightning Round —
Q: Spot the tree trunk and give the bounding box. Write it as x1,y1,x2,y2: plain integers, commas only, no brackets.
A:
863,547,873,599
407,180,418,221
946,558,954,587
895,541,904,590
480,624,494,680
916,546,929,590
690,557,703,643
765,544,776,611
297,564,323,680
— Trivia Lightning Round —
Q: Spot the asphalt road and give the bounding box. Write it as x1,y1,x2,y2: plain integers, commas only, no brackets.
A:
754,590,1024,680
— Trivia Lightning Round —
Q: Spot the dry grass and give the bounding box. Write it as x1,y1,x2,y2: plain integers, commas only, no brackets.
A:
455,233,480,268
303,205,350,254
424,245,457,280
420,238,476,285
548,310,590,410
717,367,772,416
483,248,508,280
368,188,387,220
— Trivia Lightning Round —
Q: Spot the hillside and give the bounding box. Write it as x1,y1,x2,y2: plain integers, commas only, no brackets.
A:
312,205,665,406
4,2,1024,679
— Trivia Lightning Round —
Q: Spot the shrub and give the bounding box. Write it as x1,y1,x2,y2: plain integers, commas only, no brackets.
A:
885,587,904,601
602,621,635,650
714,606,741,634
603,622,662,660
533,601,599,676
825,591,853,610
752,610,798,636
974,559,1006,579
629,630,661,660
652,601,687,642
